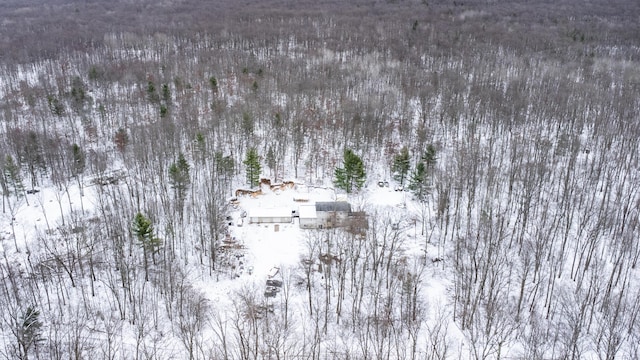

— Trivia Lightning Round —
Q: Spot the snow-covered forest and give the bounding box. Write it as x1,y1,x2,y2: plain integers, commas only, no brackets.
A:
1,0,640,358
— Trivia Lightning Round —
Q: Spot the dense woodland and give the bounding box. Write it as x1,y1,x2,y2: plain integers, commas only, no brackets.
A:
1,0,640,358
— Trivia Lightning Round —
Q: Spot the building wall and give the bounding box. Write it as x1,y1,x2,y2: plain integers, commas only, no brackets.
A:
299,217,317,229
250,216,292,224
316,211,350,228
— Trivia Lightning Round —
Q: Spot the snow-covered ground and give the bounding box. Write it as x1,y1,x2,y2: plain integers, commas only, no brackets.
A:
6,173,460,356
2,10,639,357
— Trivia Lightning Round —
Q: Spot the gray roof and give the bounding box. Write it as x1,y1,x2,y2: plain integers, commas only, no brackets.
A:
315,201,352,213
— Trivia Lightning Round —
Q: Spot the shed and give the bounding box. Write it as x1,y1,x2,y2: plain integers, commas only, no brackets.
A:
248,207,292,224
299,204,318,229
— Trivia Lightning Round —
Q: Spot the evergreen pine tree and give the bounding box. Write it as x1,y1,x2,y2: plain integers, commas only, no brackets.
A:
422,144,437,171
169,153,190,201
0,166,7,214
215,152,234,177
334,149,366,193
22,131,44,189
266,145,277,178
392,146,411,186
408,161,429,201
2,155,26,249
162,83,171,103
88,66,101,81
215,151,235,190
71,143,85,177
242,112,254,137
17,306,43,359
194,132,206,164
70,76,87,113
47,95,64,116
209,76,218,92
133,212,154,241
243,148,261,187
132,212,162,281
3,155,24,202
147,81,158,102
410,145,437,201
159,104,168,118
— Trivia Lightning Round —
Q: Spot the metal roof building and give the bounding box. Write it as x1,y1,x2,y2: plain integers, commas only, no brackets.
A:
248,207,293,224
315,202,352,213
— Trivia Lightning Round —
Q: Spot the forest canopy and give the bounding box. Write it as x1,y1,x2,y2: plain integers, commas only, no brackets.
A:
1,0,640,359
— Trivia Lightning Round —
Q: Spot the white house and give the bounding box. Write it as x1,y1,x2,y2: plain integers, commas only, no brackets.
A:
298,204,318,229
248,207,292,224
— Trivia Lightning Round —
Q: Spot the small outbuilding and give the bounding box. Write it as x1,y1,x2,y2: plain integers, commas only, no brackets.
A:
248,207,292,224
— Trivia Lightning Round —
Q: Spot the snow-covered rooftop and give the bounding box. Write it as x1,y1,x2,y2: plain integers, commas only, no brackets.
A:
298,204,317,219
247,207,292,219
